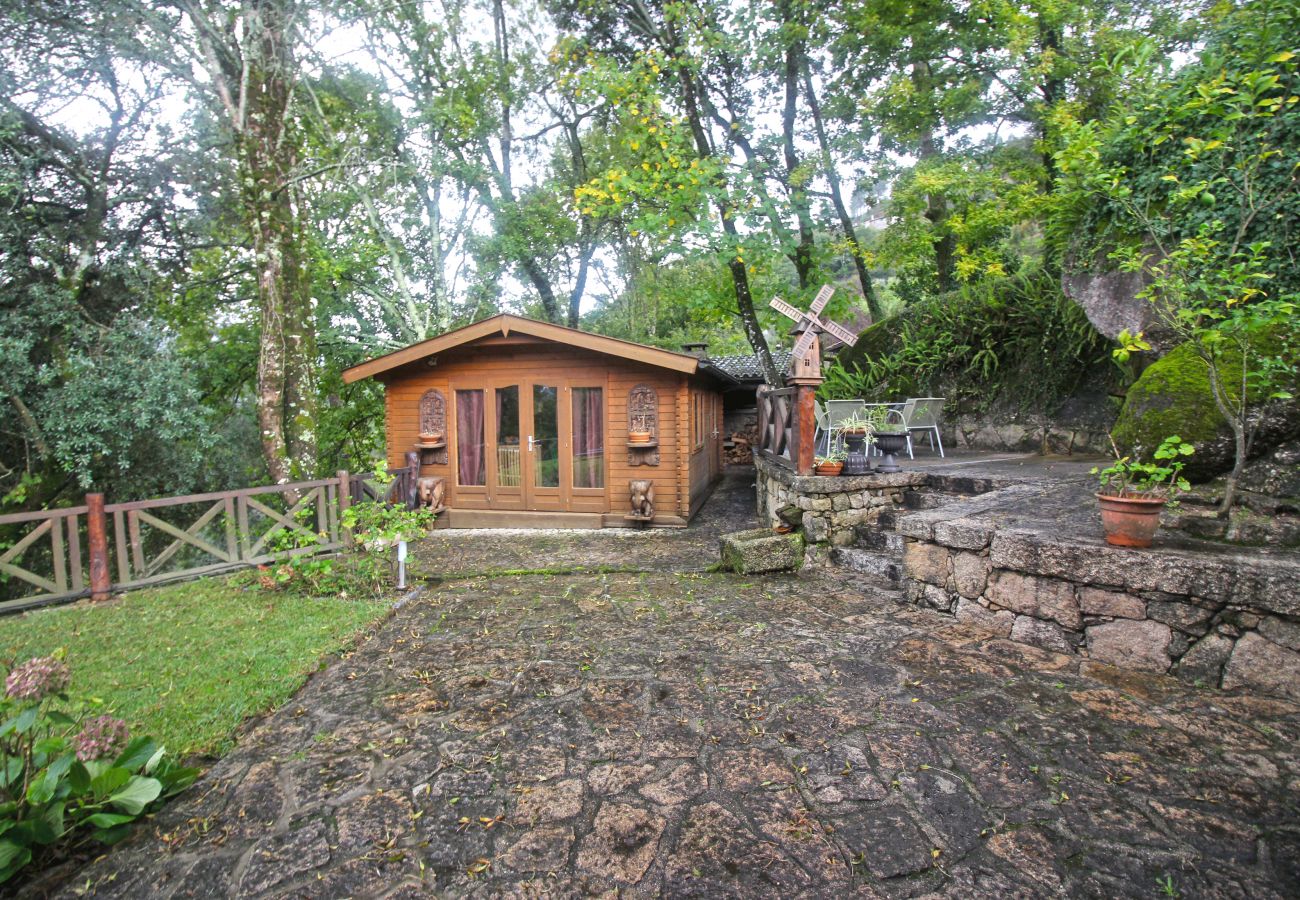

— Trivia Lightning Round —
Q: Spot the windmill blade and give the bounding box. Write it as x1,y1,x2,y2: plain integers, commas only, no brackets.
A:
791,328,817,361
768,297,804,322
809,284,834,315
822,320,858,348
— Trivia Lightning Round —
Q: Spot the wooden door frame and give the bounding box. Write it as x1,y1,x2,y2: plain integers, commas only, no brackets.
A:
487,379,525,511
523,379,567,512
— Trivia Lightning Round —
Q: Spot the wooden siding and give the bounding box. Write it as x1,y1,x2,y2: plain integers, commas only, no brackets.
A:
382,343,721,521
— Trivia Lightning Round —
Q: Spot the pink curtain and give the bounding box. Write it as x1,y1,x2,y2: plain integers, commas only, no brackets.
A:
572,388,603,488
456,390,485,486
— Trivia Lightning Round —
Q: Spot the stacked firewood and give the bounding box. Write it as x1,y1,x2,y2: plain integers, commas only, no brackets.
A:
723,430,755,465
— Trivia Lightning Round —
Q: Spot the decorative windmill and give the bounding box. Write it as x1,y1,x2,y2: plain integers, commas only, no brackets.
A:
769,284,858,380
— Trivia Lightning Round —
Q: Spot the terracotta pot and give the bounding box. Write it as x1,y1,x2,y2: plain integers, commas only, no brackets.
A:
1096,493,1167,547
629,430,652,444
418,432,442,444
814,462,844,477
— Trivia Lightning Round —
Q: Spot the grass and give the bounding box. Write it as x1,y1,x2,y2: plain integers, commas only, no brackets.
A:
0,576,390,759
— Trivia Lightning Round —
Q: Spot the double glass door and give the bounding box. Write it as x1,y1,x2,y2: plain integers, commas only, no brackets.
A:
453,379,603,511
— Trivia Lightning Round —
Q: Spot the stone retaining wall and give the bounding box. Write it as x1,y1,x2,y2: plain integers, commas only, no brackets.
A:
755,458,927,546
754,456,1300,699
899,489,1300,700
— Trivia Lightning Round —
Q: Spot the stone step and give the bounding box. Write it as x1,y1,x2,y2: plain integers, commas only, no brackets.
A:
852,527,906,555
829,547,904,585
903,489,973,510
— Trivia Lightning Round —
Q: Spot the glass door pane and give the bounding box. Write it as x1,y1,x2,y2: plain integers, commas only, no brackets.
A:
532,384,559,488
572,387,604,488
496,385,521,488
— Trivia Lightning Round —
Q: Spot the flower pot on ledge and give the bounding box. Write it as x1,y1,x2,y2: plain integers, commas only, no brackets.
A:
1097,494,1166,547
814,461,844,477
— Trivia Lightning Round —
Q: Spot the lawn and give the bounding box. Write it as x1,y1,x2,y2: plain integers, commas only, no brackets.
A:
0,577,390,758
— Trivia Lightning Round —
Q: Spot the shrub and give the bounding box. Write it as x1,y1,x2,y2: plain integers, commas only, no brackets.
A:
0,655,198,883
825,269,1109,412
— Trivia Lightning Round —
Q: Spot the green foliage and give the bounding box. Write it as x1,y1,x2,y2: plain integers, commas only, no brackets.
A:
0,657,198,883
1057,0,1300,506
823,269,1109,411
1092,434,1194,498
1057,0,1300,296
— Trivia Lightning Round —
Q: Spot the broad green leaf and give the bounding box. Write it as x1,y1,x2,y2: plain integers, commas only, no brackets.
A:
107,776,162,815
113,737,158,772
84,812,137,828
0,840,32,884
90,766,131,798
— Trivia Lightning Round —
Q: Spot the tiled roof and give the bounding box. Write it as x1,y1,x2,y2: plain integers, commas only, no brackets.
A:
704,350,792,382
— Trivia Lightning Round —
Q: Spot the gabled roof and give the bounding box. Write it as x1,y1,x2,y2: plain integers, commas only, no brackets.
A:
342,314,702,383
704,350,793,382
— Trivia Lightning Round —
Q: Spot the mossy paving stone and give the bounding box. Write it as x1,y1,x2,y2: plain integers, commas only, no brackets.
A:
28,473,1300,898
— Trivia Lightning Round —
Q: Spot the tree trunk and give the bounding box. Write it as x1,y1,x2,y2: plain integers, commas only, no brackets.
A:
676,67,781,386
780,11,815,289
802,62,882,322
240,1,317,484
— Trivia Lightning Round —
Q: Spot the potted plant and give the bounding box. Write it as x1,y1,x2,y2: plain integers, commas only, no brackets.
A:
868,408,909,473
629,414,653,444
1092,434,1194,547
814,452,845,476
836,411,877,476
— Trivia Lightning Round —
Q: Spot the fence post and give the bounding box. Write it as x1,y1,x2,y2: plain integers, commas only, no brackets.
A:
337,470,352,547
787,377,822,477
404,451,420,510
86,493,111,601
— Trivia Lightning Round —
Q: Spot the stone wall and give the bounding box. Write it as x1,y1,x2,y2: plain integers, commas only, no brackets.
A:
754,455,1300,700
898,487,1300,700
755,457,926,546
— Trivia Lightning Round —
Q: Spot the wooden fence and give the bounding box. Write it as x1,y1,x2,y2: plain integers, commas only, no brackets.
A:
755,384,816,476
0,455,422,615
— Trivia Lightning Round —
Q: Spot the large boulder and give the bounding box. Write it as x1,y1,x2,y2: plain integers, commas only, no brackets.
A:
1061,265,1170,348
1111,339,1299,481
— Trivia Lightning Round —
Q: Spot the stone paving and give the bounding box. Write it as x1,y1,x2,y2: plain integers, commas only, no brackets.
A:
37,471,1300,898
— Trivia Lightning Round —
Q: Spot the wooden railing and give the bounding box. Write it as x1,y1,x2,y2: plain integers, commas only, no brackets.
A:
0,505,89,611
756,385,799,470
0,459,423,615
755,383,818,475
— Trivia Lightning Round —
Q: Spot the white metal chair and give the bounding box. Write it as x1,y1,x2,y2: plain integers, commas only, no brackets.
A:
813,400,831,456
900,397,946,457
823,399,865,454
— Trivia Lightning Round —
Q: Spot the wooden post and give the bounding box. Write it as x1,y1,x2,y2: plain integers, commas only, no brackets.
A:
404,451,420,510
788,376,823,477
86,493,111,601
337,470,352,546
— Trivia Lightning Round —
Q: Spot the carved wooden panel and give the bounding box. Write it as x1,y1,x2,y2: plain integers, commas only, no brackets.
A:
627,384,660,466
417,389,448,465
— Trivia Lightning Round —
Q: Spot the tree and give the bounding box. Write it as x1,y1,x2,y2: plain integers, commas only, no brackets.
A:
1058,0,1300,512
116,0,320,486
0,3,211,505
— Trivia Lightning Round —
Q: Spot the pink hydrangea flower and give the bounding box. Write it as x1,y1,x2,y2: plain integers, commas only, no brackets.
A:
4,655,70,702
75,715,130,762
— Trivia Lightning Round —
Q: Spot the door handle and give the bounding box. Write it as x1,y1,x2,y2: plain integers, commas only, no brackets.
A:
527,435,535,452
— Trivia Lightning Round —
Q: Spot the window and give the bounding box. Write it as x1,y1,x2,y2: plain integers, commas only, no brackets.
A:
572,387,604,489
455,389,485,486
693,390,706,451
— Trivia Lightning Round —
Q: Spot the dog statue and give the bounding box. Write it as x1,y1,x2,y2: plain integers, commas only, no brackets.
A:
629,479,655,519
417,476,445,510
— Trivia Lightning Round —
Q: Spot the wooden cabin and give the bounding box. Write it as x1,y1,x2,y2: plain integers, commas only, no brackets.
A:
342,315,733,528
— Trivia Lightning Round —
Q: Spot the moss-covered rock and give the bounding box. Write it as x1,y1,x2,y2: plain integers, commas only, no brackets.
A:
1112,337,1299,481
838,317,902,372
